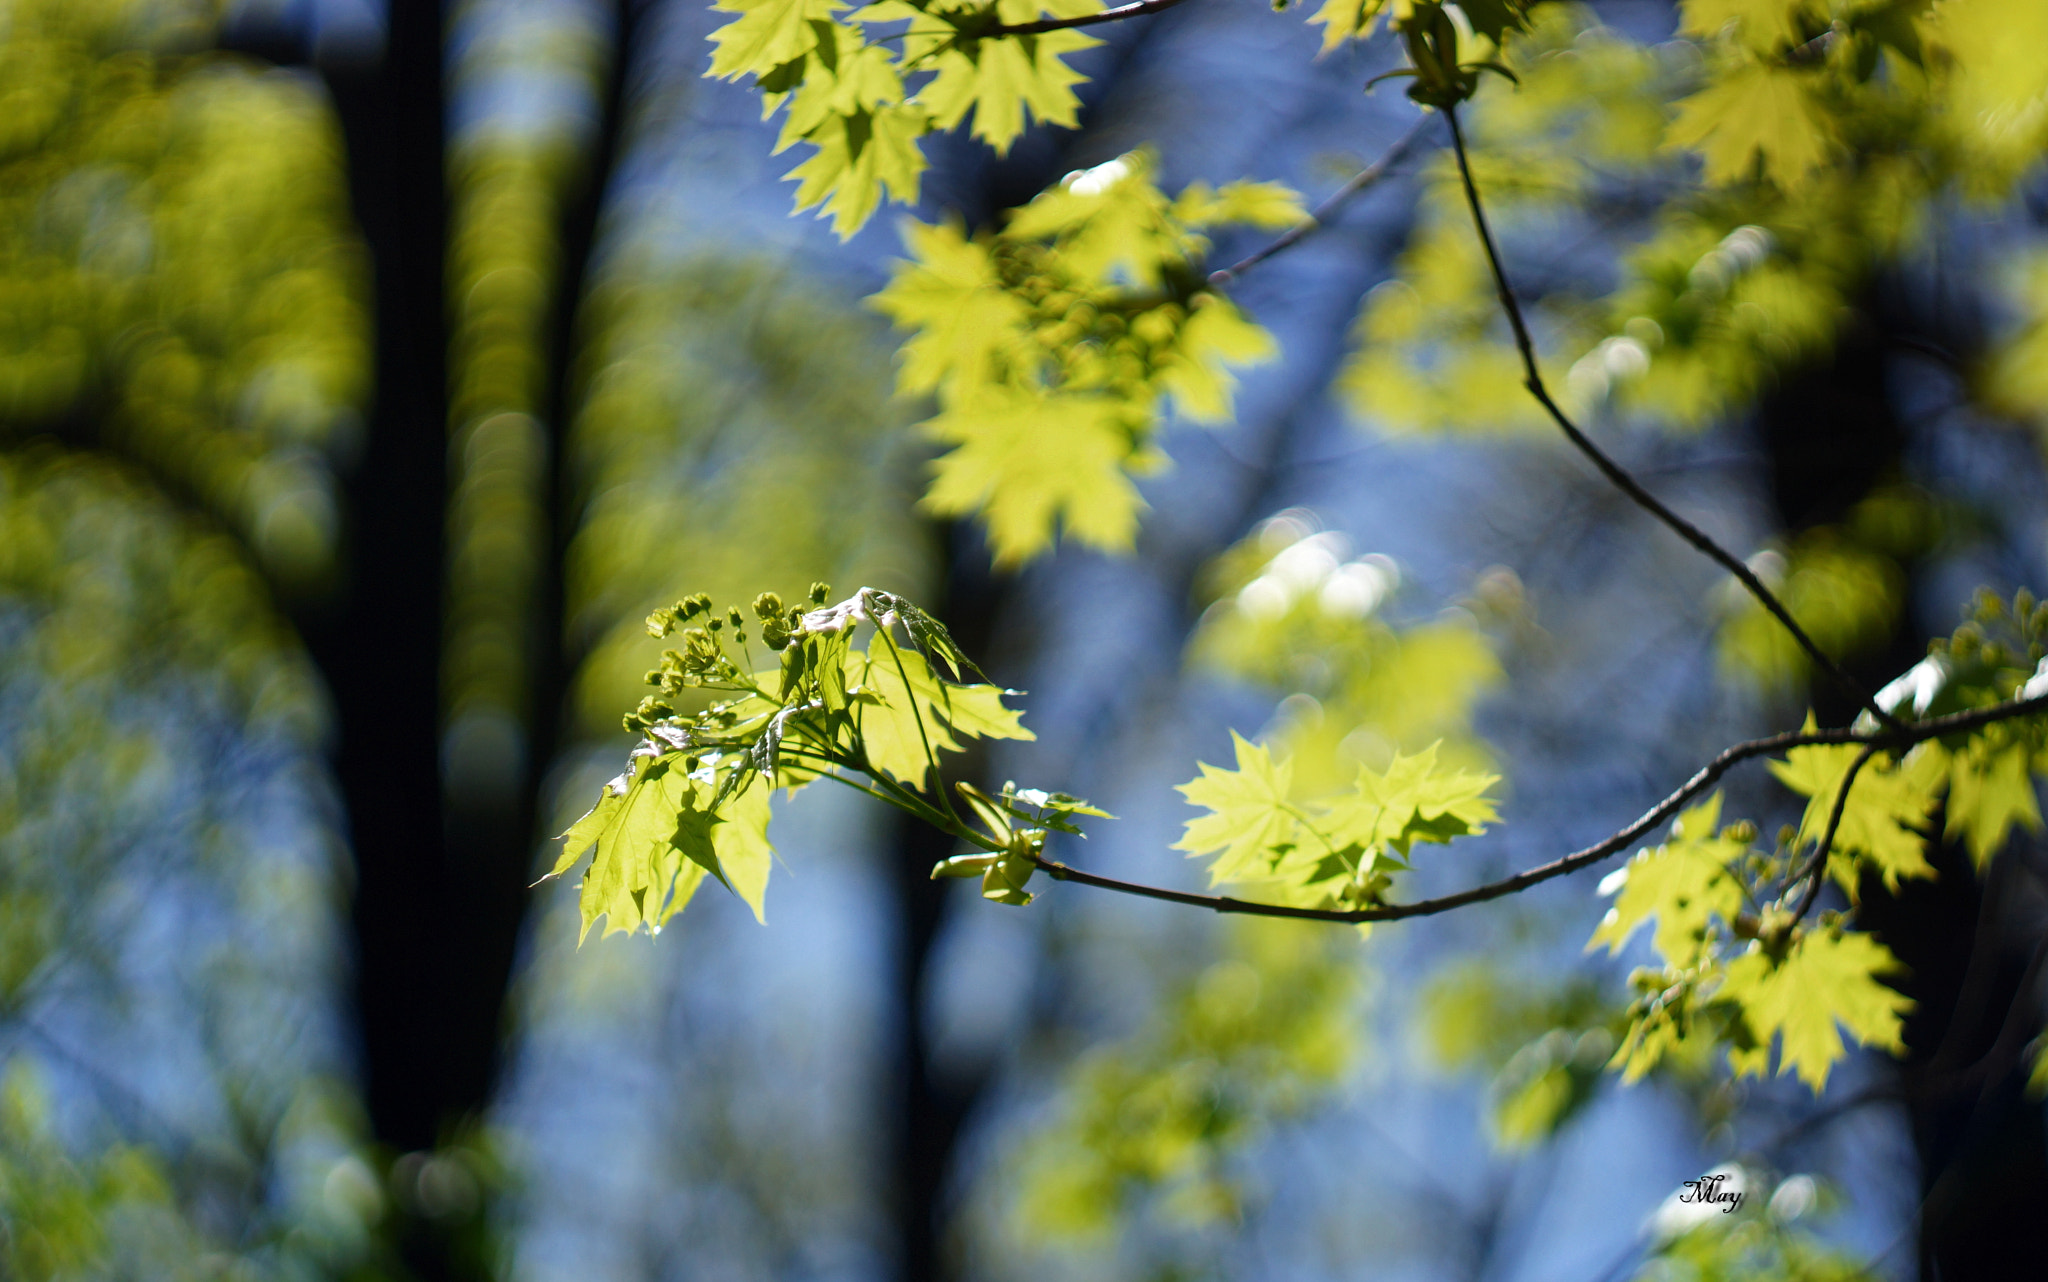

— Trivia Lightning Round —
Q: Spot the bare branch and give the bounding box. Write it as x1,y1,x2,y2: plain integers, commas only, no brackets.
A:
989,0,1195,36
1789,741,1878,920
1208,114,1437,287
1438,104,1904,734
1032,692,2048,926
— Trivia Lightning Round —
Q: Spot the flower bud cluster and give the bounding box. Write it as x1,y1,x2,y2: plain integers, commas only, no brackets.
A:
645,593,716,638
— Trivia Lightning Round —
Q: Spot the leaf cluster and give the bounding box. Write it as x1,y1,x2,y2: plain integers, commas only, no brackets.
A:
552,585,1056,937
872,151,1296,563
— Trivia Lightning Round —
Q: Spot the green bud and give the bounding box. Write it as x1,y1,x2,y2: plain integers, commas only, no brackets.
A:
707,617,723,633
645,608,674,638
752,592,785,621
809,581,832,605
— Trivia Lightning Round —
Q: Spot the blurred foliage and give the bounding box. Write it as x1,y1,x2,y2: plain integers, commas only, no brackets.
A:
565,256,928,740
0,447,388,1275
0,5,387,1275
441,0,611,807
872,153,1297,565
1420,961,1613,1149
1007,918,1360,1250
0,0,367,589
1631,1169,1878,1282
0,446,320,1008
976,511,1505,1260
1346,0,2048,438
1187,508,1504,791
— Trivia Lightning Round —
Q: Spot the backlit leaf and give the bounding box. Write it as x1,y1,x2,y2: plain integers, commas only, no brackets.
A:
1176,733,1302,886
1721,928,1909,1091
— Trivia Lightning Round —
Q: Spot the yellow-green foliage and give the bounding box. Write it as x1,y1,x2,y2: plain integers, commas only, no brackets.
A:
1172,515,1504,919
551,587,1037,937
0,0,367,587
1345,0,2048,436
567,259,928,736
1009,919,1359,1243
1594,793,1914,1092
873,152,1296,564
0,448,320,1008
705,0,1106,235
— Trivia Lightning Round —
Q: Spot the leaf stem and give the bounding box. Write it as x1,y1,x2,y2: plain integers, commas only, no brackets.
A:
1439,103,1904,733
1209,114,1436,287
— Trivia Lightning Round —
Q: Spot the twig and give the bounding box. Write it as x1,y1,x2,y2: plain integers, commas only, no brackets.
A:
1789,741,1879,920
1208,115,1437,287
1438,104,1903,734
1030,692,2048,925
990,0,1194,36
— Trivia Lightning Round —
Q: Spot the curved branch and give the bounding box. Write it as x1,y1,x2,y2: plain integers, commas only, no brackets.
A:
989,0,1194,36
1032,692,2048,925
1438,104,1903,733
1788,740,1878,920
1208,114,1437,287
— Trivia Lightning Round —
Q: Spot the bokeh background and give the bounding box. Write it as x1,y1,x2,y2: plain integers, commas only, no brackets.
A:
2,1,2046,1280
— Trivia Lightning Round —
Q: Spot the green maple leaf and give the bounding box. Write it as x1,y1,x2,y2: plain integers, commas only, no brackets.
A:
1770,734,1941,895
1321,741,1499,858
708,0,846,79
920,386,1147,565
1945,734,2044,868
1171,179,1307,231
556,749,708,940
1677,0,1805,50
1155,294,1279,424
1666,59,1835,189
1175,732,1302,886
1306,0,1398,52
785,102,932,237
1588,792,1746,967
1721,927,1910,1091
919,28,1099,154
852,627,1033,786
870,219,1039,398
706,773,775,923
772,28,907,148
1005,151,1194,288
552,750,783,937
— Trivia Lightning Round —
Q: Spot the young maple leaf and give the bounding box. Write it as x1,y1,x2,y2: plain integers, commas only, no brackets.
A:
1721,927,1910,1091
1944,734,2044,868
1770,736,1942,896
1666,60,1835,190
1175,733,1302,886
919,387,1146,565
1587,792,1746,968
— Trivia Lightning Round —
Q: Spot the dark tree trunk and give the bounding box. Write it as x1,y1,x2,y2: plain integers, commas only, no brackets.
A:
308,0,451,1154
1755,314,2048,1282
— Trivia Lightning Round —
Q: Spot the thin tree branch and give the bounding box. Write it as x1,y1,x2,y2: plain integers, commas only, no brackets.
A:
1208,114,1437,287
1789,741,1879,921
989,0,1194,36
1030,692,2048,925
1438,103,1904,733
